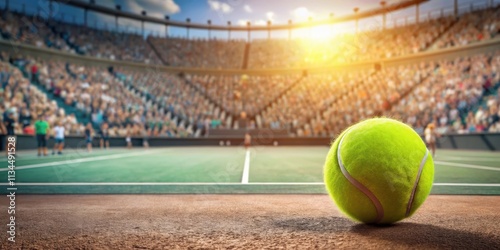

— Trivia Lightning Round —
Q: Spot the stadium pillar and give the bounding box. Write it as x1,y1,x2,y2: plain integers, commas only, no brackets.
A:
49,0,53,20
382,14,386,30
84,8,88,27
186,18,191,39
416,3,420,24
141,11,147,37
353,8,359,34
454,0,458,17
380,1,386,30
329,13,334,35
267,20,271,40
207,20,212,39
115,5,121,31
227,21,231,40
165,16,170,38
288,20,292,40
247,21,251,42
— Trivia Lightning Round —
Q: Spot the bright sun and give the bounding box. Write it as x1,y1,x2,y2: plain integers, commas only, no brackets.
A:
293,7,310,22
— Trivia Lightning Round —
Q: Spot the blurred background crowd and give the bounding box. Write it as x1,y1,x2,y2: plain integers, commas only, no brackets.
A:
1,5,499,138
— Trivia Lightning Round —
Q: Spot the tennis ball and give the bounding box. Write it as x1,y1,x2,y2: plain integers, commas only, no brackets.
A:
324,118,434,224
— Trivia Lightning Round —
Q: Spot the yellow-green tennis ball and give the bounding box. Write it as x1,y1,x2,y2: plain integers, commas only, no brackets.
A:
324,118,434,224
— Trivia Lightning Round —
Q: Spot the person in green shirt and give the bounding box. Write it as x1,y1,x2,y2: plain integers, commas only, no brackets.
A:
34,115,50,156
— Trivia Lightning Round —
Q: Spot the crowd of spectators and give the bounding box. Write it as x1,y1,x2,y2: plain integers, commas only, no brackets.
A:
52,22,162,64
0,10,71,52
1,6,500,69
432,6,500,49
147,37,246,68
1,6,500,138
259,51,500,137
0,54,75,136
9,56,221,138
388,52,500,135
258,64,431,136
247,16,456,69
2,50,499,138
116,68,229,135
0,9,161,64
189,74,297,118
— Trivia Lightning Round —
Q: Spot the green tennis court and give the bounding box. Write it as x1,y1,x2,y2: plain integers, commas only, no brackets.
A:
1,147,499,194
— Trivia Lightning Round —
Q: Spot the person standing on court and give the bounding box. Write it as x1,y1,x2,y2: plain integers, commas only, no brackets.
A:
85,123,93,153
424,123,439,158
34,113,50,156
244,132,252,149
99,122,110,150
52,120,65,155
4,110,16,137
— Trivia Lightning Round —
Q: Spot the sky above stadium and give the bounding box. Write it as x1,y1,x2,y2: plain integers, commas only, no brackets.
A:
5,0,489,39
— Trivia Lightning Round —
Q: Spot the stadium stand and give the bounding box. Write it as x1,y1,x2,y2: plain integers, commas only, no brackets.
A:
1,4,499,139
387,52,500,134
0,53,76,135
147,37,246,68
431,6,500,49
258,63,432,136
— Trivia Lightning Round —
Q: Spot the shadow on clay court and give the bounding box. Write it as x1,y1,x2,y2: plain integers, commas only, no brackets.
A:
352,222,500,248
274,217,500,248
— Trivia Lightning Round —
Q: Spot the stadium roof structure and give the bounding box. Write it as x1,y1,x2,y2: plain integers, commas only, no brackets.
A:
52,0,428,31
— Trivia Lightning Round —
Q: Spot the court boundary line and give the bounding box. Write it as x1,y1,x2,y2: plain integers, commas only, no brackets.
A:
241,149,250,184
0,150,162,172
437,157,500,162
434,161,500,171
1,182,499,187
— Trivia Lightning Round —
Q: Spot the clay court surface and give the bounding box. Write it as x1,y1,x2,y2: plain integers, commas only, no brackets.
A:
1,195,499,249
1,147,499,248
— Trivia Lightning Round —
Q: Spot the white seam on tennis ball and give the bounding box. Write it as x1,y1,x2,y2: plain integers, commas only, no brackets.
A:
405,149,429,217
337,130,384,224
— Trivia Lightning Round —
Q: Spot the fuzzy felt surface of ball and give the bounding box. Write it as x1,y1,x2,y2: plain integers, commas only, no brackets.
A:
324,118,434,224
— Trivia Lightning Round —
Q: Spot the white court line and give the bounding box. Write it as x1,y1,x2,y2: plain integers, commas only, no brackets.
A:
436,157,500,162
433,183,500,187
0,182,498,187
0,150,161,172
434,161,500,172
241,149,250,184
